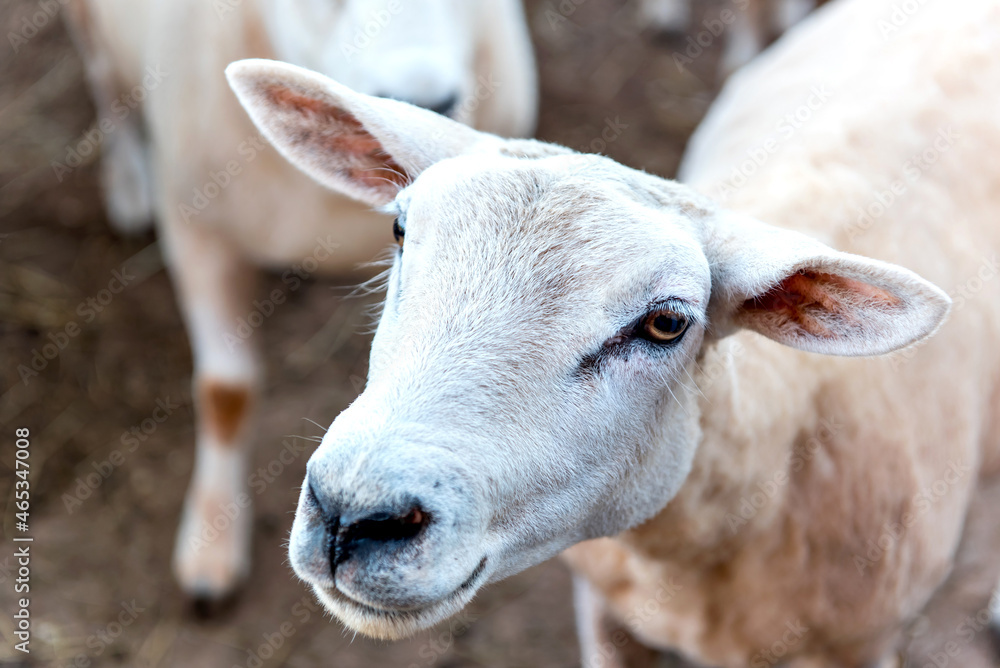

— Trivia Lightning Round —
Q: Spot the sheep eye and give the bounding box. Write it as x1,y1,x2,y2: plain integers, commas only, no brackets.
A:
393,218,404,247
640,309,688,343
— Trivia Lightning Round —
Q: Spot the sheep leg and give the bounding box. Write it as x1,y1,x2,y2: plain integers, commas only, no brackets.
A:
573,574,662,668
991,577,1000,650
159,216,260,600
62,0,153,234
720,0,766,78
639,0,692,35
772,0,816,34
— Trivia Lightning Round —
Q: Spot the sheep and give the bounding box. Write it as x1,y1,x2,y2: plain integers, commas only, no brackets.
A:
227,0,1000,663
640,0,818,77
62,0,537,600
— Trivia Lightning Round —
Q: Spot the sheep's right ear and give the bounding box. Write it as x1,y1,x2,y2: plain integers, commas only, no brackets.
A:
225,59,495,207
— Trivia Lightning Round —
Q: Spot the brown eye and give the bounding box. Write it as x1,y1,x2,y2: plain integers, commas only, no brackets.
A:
641,309,689,343
393,218,404,247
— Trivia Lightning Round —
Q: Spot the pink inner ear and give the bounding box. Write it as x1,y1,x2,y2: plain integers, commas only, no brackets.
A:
263,84,411,192
741,271,901,339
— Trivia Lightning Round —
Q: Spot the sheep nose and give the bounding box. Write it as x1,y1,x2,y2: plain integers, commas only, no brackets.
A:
329,507,429,573
421,94,458,117
375,92,459,118
308,483,429,573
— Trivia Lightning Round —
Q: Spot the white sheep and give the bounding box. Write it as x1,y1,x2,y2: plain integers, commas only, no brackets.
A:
229,0,1000,665
641,0,818,77
63,0,537,600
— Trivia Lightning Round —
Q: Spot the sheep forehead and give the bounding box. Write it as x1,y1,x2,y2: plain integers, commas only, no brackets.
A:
398,153,712,300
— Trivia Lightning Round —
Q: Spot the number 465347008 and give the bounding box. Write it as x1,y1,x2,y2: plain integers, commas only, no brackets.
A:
15,428,30,529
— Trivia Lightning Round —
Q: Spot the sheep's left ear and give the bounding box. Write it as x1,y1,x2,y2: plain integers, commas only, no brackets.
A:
225,59,497,207
705,212,951,356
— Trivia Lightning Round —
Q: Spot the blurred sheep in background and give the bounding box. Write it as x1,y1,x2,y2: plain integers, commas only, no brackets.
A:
640,0,817,76
62,0,537,602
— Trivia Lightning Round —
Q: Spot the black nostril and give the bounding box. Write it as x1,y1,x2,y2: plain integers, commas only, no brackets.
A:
347,507,427,543
424,94,458,117
328,505,429,572
374,92,459,117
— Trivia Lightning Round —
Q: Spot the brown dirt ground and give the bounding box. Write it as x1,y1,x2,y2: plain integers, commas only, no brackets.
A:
0,0,997,667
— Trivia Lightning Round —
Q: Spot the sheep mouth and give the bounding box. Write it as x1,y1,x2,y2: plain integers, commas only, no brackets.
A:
315,556,488,638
